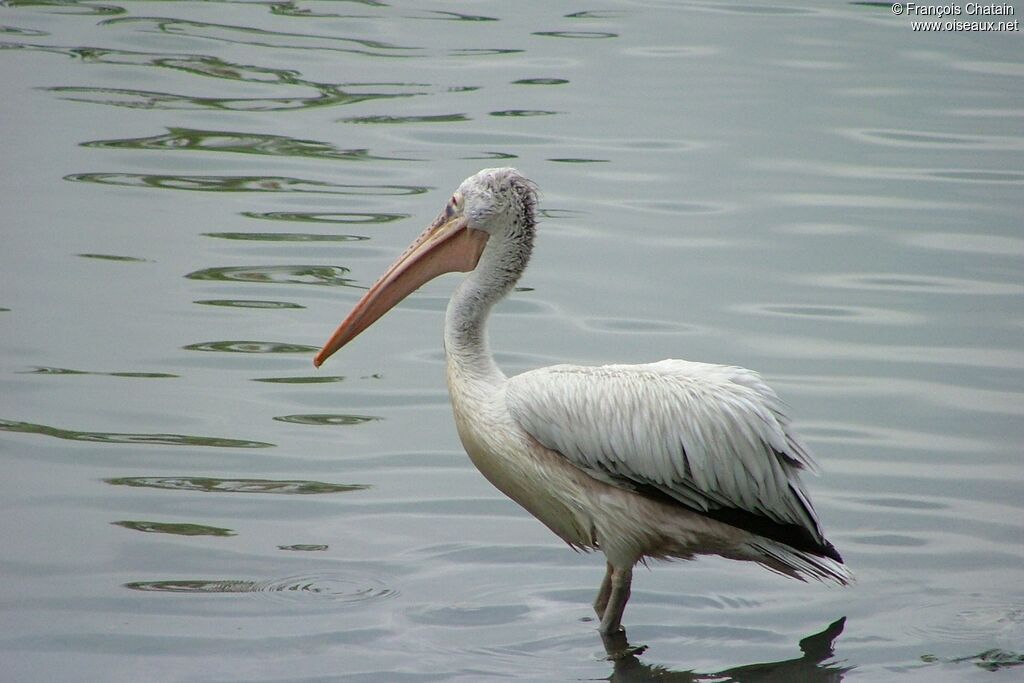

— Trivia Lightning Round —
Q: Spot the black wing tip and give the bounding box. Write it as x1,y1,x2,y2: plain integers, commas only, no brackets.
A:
820,538,844,564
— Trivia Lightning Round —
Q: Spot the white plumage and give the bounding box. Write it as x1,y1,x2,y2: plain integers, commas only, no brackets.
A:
315,168,850,636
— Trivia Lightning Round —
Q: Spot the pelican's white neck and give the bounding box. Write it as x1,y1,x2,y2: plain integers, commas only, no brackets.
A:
443,263,509,386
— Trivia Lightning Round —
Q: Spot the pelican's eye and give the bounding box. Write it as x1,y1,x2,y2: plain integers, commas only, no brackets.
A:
445,192,463,219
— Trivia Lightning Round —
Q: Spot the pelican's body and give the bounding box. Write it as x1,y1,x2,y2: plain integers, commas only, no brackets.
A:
315,168,850,635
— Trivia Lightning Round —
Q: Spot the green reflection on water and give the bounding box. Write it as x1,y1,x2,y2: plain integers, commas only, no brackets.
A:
2,0,124,16
241,211,404,225
182,340,318,354
105,476,368,494
193,299,304,310
489,109,557,117
532,31,618,39
278,544,329,551
340,113,469,124
421,10,497,21
64,172,429,195
85,127,411,161
251,375,345,384
19,366,178,378
273,414,380,426
512,78,569,85
0,419,273,448
100,16,418,55
202,232,366,242
184,264,355,286
923,649,1024,673
48,84,413,111
270,0,386,18
112,520,236,537
16,42,424,111
77,253,149,262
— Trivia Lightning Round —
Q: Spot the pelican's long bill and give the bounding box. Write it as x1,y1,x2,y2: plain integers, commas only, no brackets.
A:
314,213,489,367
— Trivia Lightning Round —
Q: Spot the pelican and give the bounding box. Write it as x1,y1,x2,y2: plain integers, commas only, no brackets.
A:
314,168,851,635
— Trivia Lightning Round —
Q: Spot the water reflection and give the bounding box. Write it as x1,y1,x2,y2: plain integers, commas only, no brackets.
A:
273,414,380,426
100,17,418,56
202,232,367,242
77,252,148,262
251,374,346,384
0,418,272,448
18,366,178,378
184,265,354,286
8,42,425,111
339,113,470,124
65,172,428,195
112,520,236,537
241,210,405,225
84,128,412,162
533,31,618,39
603,617,849,682
105,476,368,494
48,84,389,111
926,648,1024,673
3,0,124,16
123,573,397,604
193,299,304,309
182,340,318,354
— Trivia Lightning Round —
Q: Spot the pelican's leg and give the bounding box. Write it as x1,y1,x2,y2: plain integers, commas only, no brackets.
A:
594,562,613,618
597,565,632,635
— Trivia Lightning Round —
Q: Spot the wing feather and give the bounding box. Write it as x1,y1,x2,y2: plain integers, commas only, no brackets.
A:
505,359,839,560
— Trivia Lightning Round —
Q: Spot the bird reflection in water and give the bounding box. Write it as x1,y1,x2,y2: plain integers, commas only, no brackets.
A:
602,617,849,682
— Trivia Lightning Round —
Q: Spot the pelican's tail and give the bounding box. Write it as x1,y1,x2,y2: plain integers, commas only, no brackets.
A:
746,540,854,585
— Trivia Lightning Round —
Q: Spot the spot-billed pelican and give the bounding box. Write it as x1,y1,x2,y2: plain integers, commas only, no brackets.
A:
314,168,851,635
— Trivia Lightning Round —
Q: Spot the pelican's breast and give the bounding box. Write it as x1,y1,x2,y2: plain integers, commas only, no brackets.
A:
445,365,596,551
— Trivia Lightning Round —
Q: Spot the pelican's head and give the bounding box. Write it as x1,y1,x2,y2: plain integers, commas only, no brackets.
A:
314,168,536,367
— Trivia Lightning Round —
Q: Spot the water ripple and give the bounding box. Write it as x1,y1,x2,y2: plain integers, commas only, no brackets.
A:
105,476,368,494
85,128,412,161
807,272,1023,296
47,84,411,111
901,232,1024,257
757,158,1024,185
737,302,923,325
112,520,236,537
182,340,318,354
272,414,381,426
420,10,498,22
512,78,569,85
100,17,419,56
339,113,470,124
490,109,557,117
578,317,700,335
841,128,1024,151
123,573,396,604
185,264,354,286
251,375,346,384
532,31,618,39
202,232,367,243
5,0,124,15
0,418,273,448
77,252,148,262
64,172,428,195
193,299,303,309
241,211,405,225
18,366,178,378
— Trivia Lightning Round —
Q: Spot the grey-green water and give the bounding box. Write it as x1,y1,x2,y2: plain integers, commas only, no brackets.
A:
1,2,1022,681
